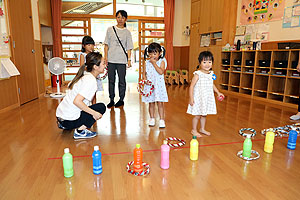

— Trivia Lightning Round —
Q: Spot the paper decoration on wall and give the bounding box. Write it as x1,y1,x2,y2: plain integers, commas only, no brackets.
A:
236,26,246,35
283,4,300,28
240,0,285,25
0,58,20,79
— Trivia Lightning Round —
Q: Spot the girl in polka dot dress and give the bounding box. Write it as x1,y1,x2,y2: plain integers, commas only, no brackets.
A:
142,43,168,128
187,51,224,137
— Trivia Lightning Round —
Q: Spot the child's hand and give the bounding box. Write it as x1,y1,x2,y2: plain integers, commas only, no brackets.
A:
217,93,225,101
149,56,156,64
189,98,194,106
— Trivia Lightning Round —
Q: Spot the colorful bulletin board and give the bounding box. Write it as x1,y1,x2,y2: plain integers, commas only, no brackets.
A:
282,3,300,28
0,0,10,56
240,0,285,25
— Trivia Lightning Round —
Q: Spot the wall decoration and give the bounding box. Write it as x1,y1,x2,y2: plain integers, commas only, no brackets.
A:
240,0,285,25
0,0,10,56
283,4,300,28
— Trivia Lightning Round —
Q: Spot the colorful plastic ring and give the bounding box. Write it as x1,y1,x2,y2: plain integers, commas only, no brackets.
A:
137,80,154,97
99,66,108,80
237,150,260,161
261,128,282,137
165,137,186,148
126,161,150,176
239,128,256,137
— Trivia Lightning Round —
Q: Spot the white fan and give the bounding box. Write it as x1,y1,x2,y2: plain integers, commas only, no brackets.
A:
48,57,66,98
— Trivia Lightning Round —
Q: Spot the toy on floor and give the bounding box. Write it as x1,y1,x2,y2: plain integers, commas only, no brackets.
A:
127,144,150,176
237,129,260,161
127,161,150,176
92,146,102,175
165,137,186,147
190,136,199,161
261,123,300,137
137,80,154,97
287,127,298,150
239,128,257,138
63,148,74,178
264,129,275,153
161,140,170,169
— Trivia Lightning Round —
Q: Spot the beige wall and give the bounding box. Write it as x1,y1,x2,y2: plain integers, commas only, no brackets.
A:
31,0,41,41
236,0,300,41
173,0,191,46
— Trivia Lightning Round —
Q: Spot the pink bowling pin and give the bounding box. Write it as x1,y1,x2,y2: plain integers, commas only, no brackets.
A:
161,140,170,169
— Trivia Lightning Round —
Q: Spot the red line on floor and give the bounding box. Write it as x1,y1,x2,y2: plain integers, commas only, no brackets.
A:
47,137,288,160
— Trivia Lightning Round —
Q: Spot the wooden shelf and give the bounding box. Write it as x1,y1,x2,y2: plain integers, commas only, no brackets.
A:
220,50,300,107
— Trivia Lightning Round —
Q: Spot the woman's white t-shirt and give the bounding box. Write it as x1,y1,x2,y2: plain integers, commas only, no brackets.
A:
56,72,97,120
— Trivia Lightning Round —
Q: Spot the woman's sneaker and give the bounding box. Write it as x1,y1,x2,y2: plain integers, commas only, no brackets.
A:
73,129,97,139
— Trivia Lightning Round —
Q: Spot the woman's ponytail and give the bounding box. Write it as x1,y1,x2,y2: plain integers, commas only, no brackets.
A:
68,64,86,89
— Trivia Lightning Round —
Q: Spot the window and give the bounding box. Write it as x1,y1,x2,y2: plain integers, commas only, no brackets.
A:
116,0,164,17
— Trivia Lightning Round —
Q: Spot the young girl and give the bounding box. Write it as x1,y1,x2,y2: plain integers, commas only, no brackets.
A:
79,36,103,101
187,51,224,137
56,52,106,139
142,42,168,128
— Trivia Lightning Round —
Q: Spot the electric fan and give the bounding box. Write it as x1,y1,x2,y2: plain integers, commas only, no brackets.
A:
48,57,66,98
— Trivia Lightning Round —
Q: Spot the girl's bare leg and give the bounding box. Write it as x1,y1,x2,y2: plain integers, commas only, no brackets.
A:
149,102,155,118
199,115,211,136
157,102,164,120
191,115,202,137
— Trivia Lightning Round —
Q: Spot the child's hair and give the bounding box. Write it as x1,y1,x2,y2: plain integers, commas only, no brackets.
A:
116,10,128,27
81,36,95,52
68,52,102,89
144,42,166,60
196,51,214,69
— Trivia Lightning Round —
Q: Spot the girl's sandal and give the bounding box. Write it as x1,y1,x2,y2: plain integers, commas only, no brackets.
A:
191,130,202,138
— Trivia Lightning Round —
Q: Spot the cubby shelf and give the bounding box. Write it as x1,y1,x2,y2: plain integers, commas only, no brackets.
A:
220,50,300,107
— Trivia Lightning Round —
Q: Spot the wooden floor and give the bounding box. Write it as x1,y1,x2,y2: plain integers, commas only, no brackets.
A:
0,83,300,200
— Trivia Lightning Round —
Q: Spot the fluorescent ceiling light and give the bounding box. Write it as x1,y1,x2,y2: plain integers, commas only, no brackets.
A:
73,9,85,13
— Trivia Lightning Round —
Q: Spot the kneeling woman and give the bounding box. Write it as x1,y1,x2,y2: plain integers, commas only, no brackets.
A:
56,52,106,139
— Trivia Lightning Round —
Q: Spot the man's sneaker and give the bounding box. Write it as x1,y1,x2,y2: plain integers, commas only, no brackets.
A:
57,120,67,130
107,100,115,108
159,120,165,128
290,114,300,120
73,129,97,139
149,118,155,126
115,100,124,108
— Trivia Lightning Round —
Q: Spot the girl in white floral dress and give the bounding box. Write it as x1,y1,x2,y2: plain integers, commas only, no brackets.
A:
142,43,168,128
187,51,224,137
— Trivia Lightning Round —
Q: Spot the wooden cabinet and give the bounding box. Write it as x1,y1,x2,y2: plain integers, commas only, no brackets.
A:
199,0,211,33
188,23,200,80
219,50,300,108
197,0,224,33
208,45,222,86
210,0,224,32
191,0,201,25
